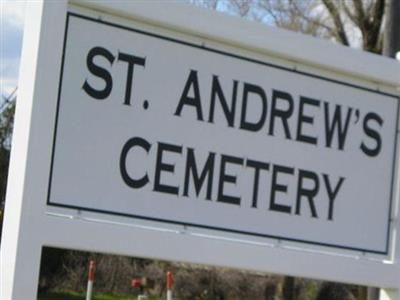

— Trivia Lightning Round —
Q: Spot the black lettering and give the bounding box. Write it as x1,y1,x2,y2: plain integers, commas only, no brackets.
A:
240,83,267,132
217,155,244,205
246,159,270,208
270,165,293,214
324,103,352,150
295,169,319,218
323,174,345,221
154,142,182,195
183,149,215,200
117,52,146,106
119,137,151,189
360,112,383,157
296,96,320,145
175,70,204,121
268,89,294,139
82,46,115,99
208,76,238,127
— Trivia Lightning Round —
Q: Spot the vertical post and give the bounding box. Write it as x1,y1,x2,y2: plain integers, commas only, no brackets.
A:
383,0,400,57
167,271,174,300
86,260,96,300
358,287,367,300
379,112,400,300
367,287,380,300
138,284,147,300
282,276,295,300
380,290,400,300
0,1,67,300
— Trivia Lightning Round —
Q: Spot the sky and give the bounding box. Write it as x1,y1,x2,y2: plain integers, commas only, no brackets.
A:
0,0,26,98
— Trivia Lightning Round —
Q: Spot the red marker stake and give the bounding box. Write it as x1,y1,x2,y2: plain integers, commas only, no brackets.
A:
86,260,96,300
167,271,173,300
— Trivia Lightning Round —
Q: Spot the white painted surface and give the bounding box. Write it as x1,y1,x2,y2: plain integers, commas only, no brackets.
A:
0,1,68,299
48,10,397,255
381,290,399,300
71,0,400,88
86,281,93,300
167,290,172,300
0,1,399,300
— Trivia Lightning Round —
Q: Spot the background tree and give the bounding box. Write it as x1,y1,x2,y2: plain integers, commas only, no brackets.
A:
0,88,16,236
191,0,399,57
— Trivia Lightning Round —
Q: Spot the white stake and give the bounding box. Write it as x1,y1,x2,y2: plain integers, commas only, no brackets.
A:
167,271,173,300
86,260,96,300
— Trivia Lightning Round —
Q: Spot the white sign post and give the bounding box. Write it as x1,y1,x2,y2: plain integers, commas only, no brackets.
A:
1,1,400,299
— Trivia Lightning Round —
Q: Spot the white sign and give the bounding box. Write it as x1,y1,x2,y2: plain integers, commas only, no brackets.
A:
2,2,400,299
48,12,398,254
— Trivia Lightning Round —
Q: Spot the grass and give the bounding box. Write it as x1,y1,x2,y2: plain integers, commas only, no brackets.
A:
37,291,162,300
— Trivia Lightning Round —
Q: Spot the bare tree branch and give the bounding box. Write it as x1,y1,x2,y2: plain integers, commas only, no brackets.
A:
352,0,366,25
256,1,281,25
341,0,359,26
291,1,334,33
322,0,349,45
370,0,385,31
228,0,252,17
368,0,384,52
189,0,386,53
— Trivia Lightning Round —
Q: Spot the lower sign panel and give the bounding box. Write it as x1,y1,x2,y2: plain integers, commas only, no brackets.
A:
48,11,399,254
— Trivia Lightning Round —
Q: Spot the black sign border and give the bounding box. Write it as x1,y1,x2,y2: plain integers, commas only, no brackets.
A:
47,11,400,255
